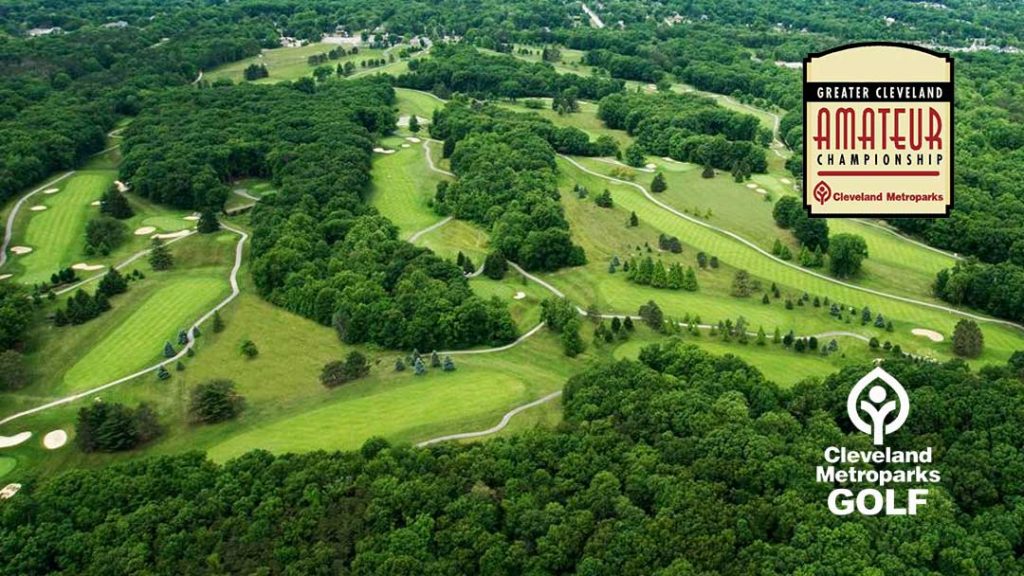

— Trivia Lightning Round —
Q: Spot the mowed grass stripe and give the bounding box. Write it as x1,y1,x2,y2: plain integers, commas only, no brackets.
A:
17,170,115,285
557,157,1023,362
59,275,228,393
369,141,449,237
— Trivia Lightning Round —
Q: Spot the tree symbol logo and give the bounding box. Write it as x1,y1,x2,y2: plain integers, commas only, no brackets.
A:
847,366,910,445
813,181,832,205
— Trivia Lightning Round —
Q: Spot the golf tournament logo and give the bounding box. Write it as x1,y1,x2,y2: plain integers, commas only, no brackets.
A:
803,43,953,217
817,367,940,516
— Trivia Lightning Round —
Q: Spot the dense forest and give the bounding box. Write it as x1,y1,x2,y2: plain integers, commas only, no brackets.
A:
121,79,516,350
4,344,1024,574
598,91,769,173
431,101,587,271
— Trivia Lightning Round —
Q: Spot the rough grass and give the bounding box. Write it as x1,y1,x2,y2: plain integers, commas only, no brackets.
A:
0,456,16,479
206,43,386,84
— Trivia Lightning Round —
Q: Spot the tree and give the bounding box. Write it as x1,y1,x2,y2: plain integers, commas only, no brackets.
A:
430,350,441,368
189,379,244,423
320,351,370,388
952,319,984,358
163,341,175,358
702,164,714,178
624,143,645,167
638,300,664,331
561,317,584,357
408,115,420,133
212,310,225,333
101,187,134,219
623,316,635,331
149,238,173,271
828,234,869,278
756,326,766,345
85,216,127,255
395,358,406,372
595,189,613,208
651,172,667,193
442,355,456,371
628,211,638,227
730,269,755,297
197,208,220,233
241,340,259,359
0,350,29,390
413,357,427,375
682,266,699,291
97,268,128,297
483,251,508,280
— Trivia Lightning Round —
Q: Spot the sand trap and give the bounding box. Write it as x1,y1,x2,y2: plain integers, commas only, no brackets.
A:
183,215,200,222
396,115,429,127
406,137,421,143
755,187,768,195
0,484,21,500
644,163,657,170
513,291,526,300
746,183,757,189
373,147,396,154
0,432,31,448
90,200,101,206
43,430,68,449
153,230,191,240
780,177,792,184
401,143,411,148
30,205,48,211
9,246,32,255
912,328,944,342
0,274,11,281
71,262,105,271
115,180,129,193
134,226,156,235
42,188,59,195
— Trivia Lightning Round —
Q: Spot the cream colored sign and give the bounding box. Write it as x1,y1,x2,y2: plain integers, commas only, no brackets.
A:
803,44,953,217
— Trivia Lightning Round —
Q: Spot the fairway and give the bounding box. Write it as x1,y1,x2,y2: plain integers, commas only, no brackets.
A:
57,273,228,393
11,170,115,285
395,88,444,120
206,43,388,84
0,456,15,479
369,138,450,237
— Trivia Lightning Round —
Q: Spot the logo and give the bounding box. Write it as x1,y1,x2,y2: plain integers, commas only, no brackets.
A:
815,366,940,516
803,42,953,218
812,181,832,205
846,366,909,445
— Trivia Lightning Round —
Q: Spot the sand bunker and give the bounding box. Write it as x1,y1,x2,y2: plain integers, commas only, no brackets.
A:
0,432,31,449
71,262,105,271
115,180,129,193
42,188,59,195
183,215,200,221
43,430,68,450
912,328,944,342
0,484,21,500
780,177,792,184
406,136,421,143
396,115,429,127
755,188,767,195
0,274,11,281
153,230,191,240
373,147,396,155
30,205,48,211
9,246,32,255
401,143,411,148
644,163,657,170
746,183,757,189
134,226,157,235
90,200,101,206
513,291,526,300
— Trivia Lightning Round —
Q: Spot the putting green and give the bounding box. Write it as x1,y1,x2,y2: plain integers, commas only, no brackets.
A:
0,456,16,479
15,170,115,285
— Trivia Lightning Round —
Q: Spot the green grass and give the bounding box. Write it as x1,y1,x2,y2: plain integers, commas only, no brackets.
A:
395,88,445,120
417,218,490,263
206,43,387,84
0,456,16,479
7,170,115,285
369,136,449,237
497,99,634,149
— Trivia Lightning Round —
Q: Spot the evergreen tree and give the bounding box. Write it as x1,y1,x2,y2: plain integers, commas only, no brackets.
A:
101,188,134,219
97,268,128,297
667,263,684,290
241,340,259,359
773,327,782,344
623,316,635,331
157,365,170,380
624,143,645,167
701,164,714,178
651,260,668,288
163,341,175,358
651,172,667,193
395,358,406,372
483,251,508,280
628,211,638,227
408,115,420,133
149,238,173,271
682,266,699,291
636,257,654,285
212,310,225,333
413,357,427,375
197,208,220,233
762,293,770,304
756,326,767,345
430,350,441,367
952,319,984,357
442,355,456,371
595,189,613,208
189,379,245,423
561,318,584,357
177,329,189,346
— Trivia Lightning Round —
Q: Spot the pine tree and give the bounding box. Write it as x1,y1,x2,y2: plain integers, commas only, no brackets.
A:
212,310,225,333
952,319,984,357
395,358,406,372
414,357,427,375
623,316,635,331
651,172,667,193
163,341,175,358
773,327,782,344
178,329,189,346
651,260,667,288
682,266,699,291
667,263,684,290
756,326,767,345
408,115,420,133
157,365,171,380
149,238,173,271
443,355,456,371
701,164,714,178
628,211,639,227
636,257,654,285
430,350,441,367
197,208,220,233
